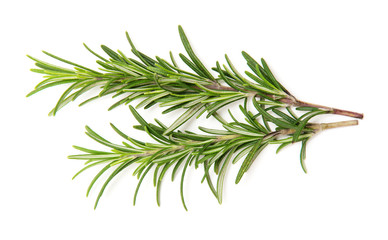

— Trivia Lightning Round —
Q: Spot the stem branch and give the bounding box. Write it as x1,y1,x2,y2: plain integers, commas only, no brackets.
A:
309,120,359,131
294,100,364,119
278,120,358,135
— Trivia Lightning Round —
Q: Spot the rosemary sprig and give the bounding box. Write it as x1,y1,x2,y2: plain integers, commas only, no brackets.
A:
27,26,363,134
27,26,363,209
69,104,358,209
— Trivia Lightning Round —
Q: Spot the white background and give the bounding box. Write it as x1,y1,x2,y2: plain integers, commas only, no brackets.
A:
1,0,388,239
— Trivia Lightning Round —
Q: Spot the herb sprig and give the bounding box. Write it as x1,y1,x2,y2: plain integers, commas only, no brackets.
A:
69,101,358,209
27,26,362,209
27,26,363,134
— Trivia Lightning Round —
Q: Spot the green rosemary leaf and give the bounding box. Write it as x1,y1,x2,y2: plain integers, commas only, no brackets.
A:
85,126,133,152
155,57,175,72
27,55,75,73
94,160,135,209
153,164,161,187
244,71,277,90
180,157,191,211
68,154,121,160
252,98,296,129
296,107,320,111
86,164,112,197
137,51,158,67
159,95,203,107
222,124,262,137
169,51,180,70
125,32,153,67
72,160,110,180
136,91,170,109
133,163,154,206
215,62,241,90
272,108,298,124
225,54,245,81
101,45,122,62
154,149,191,164
164,104,205,135
156,162,173,206
208,143,235,167
178,53,208,78
161,104,184,114
42,51,101,75
292,110,327,142
72,145,110,155
51,81,82,116
183,96,209,108
276,142,291,154
241,51,261,76
232,143,255,164
78,95,100,107
286,107,299,120
216,147,235,204
83,43,108,62
203,160,218,199
300,138,309,173
178,25,214,81
205,95,245,118
107,95,131,111
26,79,78,97
198,126,231,135
235,141,268,184
229,122,259,134
260,58,287,93
130,106,172,143
130,157,151,177
194,141,211,168
116,50,133,65
110,62,140,76
238,104,269,134
171,155,186,182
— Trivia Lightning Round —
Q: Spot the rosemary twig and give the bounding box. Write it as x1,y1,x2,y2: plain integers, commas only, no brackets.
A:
27,25,363,135
69,105,358,209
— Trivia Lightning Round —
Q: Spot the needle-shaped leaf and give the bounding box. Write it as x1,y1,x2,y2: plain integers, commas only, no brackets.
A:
300,138,309,173
216,147,235,204
133,164,154,206
164,104,205,135
101,45,122,62
43,51,101,75
253,98,296,129
292,110,327,142
178,25,214,80
94,160,135,209
203,160,218,199
235,139,266,184
180,157,191,211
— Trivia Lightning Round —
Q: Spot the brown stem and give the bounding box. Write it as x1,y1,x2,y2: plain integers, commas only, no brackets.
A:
278,97,364,119
295,100,363,119
203,83,364,119
204,83,237,92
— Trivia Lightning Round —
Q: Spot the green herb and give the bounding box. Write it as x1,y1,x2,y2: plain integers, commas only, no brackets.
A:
27,26,363,134
27,26,363,209
69,105,358,209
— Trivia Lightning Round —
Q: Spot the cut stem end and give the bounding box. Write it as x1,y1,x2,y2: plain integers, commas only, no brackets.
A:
295,99,364,119
309,120,359,132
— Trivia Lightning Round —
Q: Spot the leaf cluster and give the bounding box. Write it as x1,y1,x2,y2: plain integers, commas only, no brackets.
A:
69,99,326,209
27,26,302,134
27,26,361,209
